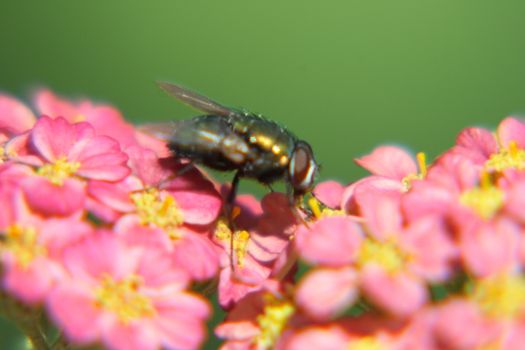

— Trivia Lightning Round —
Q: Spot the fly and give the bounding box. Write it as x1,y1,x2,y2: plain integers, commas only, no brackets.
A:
142,82,319,220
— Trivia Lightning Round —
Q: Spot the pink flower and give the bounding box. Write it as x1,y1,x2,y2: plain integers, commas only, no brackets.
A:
215,193,295,309
435,270,525,350
47,231,210,350
0,94,36,143
88,146,222,225
452,117,525,177
354,145,427,192
34,89,138,148
0,191,91,304
280,311,438,350
215,290,297,350
10,116,130,216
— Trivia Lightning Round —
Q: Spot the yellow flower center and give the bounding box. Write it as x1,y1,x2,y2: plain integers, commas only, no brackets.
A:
308,197,345,220
357,237,409,274
214,219,251,267
254,294,294,350
37,156,81,186
94,274,156,324
485,141,525,172
0,224,46,268
130,188,184,240
73,114,86,122
470,274,525,320
459,172,504,220
401,152,427,192
348,336,384,350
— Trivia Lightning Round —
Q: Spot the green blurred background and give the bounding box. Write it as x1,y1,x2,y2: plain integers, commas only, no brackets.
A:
2,0,525,348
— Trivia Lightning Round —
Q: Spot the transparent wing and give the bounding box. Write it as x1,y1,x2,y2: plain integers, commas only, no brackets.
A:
157,81,236,117
137,121,178,141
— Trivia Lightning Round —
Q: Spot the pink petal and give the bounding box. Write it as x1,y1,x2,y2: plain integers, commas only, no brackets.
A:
87,176,141,214
0,94,36,133
46,284,101,344
402,218,457,282
454,127,497,163
167,171,223,225
31,116,94,162
103,322,159,350
218,267,266,309
295,267,358,320
361,267,427,316
79,105,137,148
460,219,520,277
313,181,345,209
63,231,141,281
497,117,525,148
2,258,56,304
355,146,417,180
295,216,363,266
283,325,350,350
171,230,219,280
354,183,402,239
156,316,207,350
74,136,130,181
34,89,79,120
435,300,501,349
22,176,85,216
155,292,210,320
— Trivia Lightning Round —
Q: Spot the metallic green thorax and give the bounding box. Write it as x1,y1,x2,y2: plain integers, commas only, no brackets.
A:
168,112,297,184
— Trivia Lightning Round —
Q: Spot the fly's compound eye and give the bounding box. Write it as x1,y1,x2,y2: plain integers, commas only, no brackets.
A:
289,141,317,193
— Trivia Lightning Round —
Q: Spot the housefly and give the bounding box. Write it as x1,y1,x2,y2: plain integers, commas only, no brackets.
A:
143,82,318,218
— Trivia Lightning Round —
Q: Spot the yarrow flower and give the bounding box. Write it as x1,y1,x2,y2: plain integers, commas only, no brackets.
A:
2,86,525,350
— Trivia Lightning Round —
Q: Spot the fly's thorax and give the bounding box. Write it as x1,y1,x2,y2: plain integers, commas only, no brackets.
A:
289,140,317,194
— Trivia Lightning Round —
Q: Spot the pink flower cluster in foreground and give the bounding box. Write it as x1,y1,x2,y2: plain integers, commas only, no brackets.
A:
1,89,525,350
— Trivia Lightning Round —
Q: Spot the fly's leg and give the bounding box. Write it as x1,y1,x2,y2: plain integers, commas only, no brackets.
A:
225,171,241,269
287,185,310,227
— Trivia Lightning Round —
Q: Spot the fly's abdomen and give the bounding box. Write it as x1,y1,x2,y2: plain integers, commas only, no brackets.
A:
168,115,250,171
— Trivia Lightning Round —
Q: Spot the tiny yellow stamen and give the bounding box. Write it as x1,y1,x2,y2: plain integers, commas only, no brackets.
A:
470,274,525,320
0,224,46,269
307,197,345,220
213,219,251,267
94,274,156,324
254,294,294,350
348,336,384,350
485,140,525,172
233,230,250,267
357,237,409,274
401,152,427,191
37,157,80,186
130,188,184,239
459,177,504,220
416,152,427,178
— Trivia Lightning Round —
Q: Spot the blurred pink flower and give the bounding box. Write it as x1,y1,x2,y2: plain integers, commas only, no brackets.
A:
34,89,138,148
280,310,438,350
0,94,36,144
47,231,210,350
216,290,296,350
0,191,90,303
355,145,427,192
8,116,130,216
452,117,525,177
435,271,525,350
215,193,295,309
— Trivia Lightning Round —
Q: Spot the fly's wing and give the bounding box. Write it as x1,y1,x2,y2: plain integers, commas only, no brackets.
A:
137,121,178,141
157,81,238,117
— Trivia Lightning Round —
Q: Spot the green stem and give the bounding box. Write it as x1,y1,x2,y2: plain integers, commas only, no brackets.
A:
0,288,49,350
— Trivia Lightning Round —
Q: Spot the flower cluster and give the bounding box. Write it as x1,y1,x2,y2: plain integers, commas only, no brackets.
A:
1,88,525,350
